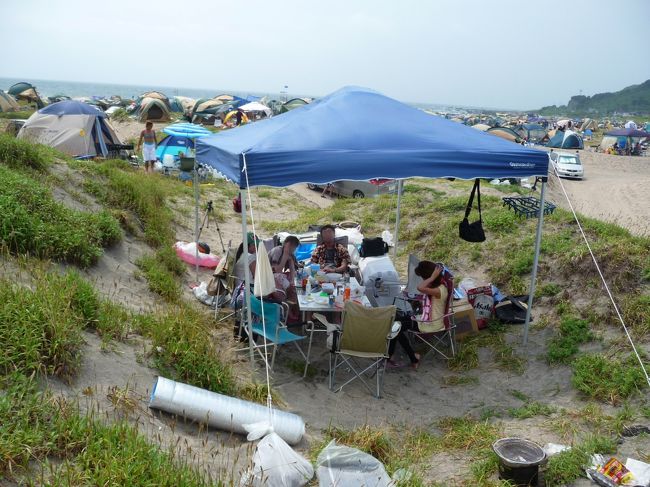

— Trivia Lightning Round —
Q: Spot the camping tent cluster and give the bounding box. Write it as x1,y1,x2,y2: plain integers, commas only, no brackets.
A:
17,100,122,158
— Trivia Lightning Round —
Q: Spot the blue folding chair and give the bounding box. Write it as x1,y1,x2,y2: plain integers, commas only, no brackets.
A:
249,295,307,370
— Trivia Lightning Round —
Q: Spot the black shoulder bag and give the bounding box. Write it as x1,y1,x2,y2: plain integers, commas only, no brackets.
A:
459,179,486,242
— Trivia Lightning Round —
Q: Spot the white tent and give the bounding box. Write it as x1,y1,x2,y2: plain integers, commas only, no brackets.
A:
239,102,272,116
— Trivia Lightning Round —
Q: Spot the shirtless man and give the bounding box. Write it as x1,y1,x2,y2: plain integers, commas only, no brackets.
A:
137,121,157,172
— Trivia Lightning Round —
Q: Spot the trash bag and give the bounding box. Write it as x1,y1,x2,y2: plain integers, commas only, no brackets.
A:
240,428,313,487
316,440,392,487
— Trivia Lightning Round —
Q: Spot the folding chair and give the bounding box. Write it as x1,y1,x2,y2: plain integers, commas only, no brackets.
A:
324,301,399,398
211,244,238,321
247,295,307,371
407,265,456,360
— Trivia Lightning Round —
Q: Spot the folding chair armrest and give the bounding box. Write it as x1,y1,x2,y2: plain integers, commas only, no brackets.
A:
388,321,402,339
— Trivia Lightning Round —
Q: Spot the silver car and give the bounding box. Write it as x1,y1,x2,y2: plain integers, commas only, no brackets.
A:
307,179,398,198
549,151,584,179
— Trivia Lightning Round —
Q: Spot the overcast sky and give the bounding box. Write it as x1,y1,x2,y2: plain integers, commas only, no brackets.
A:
1,0,648,110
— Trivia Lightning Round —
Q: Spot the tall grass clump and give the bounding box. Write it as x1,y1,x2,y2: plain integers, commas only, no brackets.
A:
547,315,593,364
0,374,210,485
572,353,648,404
0,133,54,171
544,435,617,486
82,159,178,247
0,165,121,266
134,305,236,394
0,273,87,378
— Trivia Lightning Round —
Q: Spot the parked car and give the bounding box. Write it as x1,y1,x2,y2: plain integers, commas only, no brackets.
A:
307,179,397,198
549,151,584,179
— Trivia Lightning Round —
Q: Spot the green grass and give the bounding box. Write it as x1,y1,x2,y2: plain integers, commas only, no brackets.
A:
572,353,648,404
508,401,556,419
134,305,236,395
0,374,210,485
544,435,617,486
0,133,58,171
0,110,33,119
79,159,182,248
136,249,183,302
0,164,121,267
547,315,593,364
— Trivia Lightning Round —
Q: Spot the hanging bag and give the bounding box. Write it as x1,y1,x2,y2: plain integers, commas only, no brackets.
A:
459,179,486,242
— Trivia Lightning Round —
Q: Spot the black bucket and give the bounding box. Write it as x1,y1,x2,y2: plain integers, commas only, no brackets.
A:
493,438,546,487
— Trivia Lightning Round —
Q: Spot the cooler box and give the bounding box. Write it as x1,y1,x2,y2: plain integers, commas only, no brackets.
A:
358,256,402,307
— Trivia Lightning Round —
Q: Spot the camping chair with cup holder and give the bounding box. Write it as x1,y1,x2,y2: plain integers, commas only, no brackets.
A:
395,255,457,361
317,301,400,398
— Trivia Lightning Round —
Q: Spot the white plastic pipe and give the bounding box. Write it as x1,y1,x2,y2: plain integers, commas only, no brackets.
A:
149,376,305,445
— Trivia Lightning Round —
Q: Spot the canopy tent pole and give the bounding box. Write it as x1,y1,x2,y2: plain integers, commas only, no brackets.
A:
240,187,255,366
522,179,547,346
194,161,200,282
393,179,403,258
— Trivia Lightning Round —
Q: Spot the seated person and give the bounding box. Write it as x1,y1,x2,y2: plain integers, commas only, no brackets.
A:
414,261,448,325
269,236,301,323
311,224,350,274
387,313,421,370
233,232,259,289
269,235,300,283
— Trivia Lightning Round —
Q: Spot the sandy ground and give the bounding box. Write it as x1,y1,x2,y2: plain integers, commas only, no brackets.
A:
543,149,650,237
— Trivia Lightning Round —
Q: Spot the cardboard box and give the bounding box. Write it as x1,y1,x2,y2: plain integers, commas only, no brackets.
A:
453,300,479,339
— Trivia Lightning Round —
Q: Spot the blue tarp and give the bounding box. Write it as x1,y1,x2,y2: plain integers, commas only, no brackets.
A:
196,86,549,188
40,100,106,117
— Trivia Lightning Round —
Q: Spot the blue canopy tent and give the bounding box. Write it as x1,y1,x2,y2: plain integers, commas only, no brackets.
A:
196,86,550,347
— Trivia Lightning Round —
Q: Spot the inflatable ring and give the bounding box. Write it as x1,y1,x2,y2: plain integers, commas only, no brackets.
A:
174,241,219,268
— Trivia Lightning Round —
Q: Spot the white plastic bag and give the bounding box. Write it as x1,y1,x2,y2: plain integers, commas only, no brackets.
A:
239,432,314,487
192,281,215,306
254,243,276,298
381,230,394,246
316,440,393,487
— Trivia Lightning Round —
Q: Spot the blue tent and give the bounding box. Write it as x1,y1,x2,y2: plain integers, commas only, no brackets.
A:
196,86,550,347
156,134,196,161
547,130,584,149
40,100,105,116
196,86,548,188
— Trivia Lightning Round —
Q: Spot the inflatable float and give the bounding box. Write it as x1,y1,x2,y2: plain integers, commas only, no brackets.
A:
174,241,219,268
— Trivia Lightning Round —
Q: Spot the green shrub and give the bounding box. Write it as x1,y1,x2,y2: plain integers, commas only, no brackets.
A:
0,133,53,171
572,353,648,403
0,166,122,266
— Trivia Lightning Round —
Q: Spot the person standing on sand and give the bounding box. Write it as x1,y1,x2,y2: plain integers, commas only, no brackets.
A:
137,121,157,172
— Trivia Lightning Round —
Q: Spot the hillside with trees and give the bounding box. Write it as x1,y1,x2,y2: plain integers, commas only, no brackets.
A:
539,79,650,115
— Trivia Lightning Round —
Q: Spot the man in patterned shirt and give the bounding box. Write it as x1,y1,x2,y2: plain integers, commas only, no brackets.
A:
311,224,350,274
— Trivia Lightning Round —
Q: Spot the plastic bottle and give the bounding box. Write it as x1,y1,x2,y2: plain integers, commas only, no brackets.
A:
344,285,351,301
305,278,312,295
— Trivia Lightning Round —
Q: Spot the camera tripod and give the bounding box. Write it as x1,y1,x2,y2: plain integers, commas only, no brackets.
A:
197,200,225,253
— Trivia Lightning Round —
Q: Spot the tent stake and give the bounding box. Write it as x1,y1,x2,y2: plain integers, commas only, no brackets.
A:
522,180,546,346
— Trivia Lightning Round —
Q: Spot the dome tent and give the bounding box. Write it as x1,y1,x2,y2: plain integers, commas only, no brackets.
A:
18,100,122,158
547,129,583,149
8,81,45,108
0,91,20,112
137,97,171,122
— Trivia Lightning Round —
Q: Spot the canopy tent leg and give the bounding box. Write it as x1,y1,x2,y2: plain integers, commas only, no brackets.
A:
393,179,403,258
240,188,254,366
194,162,200,282
522,180,546,346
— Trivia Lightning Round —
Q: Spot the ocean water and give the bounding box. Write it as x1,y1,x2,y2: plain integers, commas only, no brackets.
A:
0,77,282,102
0,76,463,112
